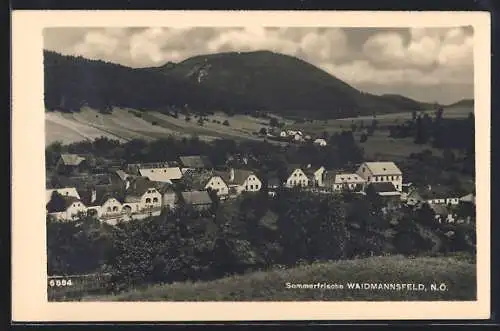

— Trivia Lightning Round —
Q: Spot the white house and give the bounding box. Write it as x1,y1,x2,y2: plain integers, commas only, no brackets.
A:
216,168,262,195
323,171,365,192
356,161,403,191
47,196,87,221
313,138,327,146
285,166,309,188
138,167,183,183
123,177,163,214
46,187,81,205
204,175,230,197
303,165,325,187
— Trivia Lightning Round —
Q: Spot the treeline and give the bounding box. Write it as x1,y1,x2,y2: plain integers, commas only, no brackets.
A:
47,191,476,291
46,131,364,175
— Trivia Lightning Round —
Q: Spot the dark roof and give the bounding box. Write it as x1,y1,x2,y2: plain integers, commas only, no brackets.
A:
286,164,303,175
214,169,255,186
59,154,86,166
180,190,213,205
368,182,398,193
150,181,176,194
183,169,220,190
56,174,112,189
47,196,82,213
79,185,125,206
179,155,213,169
419,186,458,200
125,176,156,197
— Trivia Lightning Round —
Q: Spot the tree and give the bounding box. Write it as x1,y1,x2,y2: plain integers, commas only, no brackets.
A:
259,127,268,135
197,117,204,126
222,120,230,126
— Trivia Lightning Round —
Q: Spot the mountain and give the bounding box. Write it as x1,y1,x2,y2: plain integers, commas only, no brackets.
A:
44,50,435,119
445,98,474,108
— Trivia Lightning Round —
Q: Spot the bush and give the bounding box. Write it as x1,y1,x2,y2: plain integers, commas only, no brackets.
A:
223,120,230,126
151,121,158,126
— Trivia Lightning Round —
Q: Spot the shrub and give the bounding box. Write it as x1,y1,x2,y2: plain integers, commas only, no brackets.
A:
223,120,230,126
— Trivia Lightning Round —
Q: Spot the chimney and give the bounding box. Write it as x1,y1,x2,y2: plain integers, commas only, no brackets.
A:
229,168,235,182
91,189,97,204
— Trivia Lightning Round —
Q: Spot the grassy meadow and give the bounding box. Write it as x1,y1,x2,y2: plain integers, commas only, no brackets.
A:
81,254,476,302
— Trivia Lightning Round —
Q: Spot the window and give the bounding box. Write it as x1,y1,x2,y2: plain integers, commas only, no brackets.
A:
112,206,118,212
107,207,112,212
294,173,298,177
368,176,371,181
146,198,151,203
246,185,249,190
153,197,158,203
250,185,254,190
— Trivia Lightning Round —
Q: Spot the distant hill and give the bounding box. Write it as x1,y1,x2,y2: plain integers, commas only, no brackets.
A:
44,50,437,119
445,99,474,108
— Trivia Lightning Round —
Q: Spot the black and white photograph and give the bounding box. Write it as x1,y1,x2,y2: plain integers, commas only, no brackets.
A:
12,10,490,321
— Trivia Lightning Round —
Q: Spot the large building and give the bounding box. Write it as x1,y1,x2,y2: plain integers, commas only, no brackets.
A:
356,162,403,191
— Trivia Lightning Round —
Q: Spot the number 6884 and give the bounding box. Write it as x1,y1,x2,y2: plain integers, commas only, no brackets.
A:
48,279,73,287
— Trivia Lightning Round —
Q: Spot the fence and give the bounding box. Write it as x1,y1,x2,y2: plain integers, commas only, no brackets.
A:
47,273,113,301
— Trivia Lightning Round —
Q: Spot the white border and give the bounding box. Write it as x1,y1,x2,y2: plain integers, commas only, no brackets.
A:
11,10,491,321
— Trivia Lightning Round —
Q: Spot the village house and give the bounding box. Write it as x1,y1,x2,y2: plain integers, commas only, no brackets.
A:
322,171,365,192
215,168,263,195
183,169,229,199
126,162,170,175
284,165,309,188
113,169,134,183
313,138,327,147
415,185,461,206
302,165,325,187
121,177,163,216
55,154,87,175
178,190,214,211
46,195,87,221
459,193,476,205
356,161,403,191
151,182,177,210
179,155,213,173
138,166,183,184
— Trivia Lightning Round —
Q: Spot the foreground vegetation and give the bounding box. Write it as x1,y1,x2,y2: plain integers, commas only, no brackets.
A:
83,254,475,301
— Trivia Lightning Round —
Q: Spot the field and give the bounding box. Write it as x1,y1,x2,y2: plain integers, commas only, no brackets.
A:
81,254,476,302
45,106,473,161
45,107,293,145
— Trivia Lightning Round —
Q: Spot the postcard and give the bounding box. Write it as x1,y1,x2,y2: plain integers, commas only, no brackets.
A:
11,10,490,321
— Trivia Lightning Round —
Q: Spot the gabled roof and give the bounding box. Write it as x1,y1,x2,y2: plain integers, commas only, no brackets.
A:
139,167,183,183
59,154,86,166
180,190,213,205
150,181,176,194
46,187,80,204
179,155,213,169
183,169,225,190
47,196,83,213
79,186,125,206
125,176,157,198
286,164,304,176
419,186,459,200
323,171,365,186
215,169,256,186
361,162,402,176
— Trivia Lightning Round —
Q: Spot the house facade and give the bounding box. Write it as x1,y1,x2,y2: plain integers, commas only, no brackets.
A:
47,196,87,221
303,165,325,187
323,171,366,192
204,175,229,197
356,162,403,191
285,167,309,188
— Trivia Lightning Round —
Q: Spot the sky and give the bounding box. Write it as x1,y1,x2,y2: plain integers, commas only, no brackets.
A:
44,26,474,104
